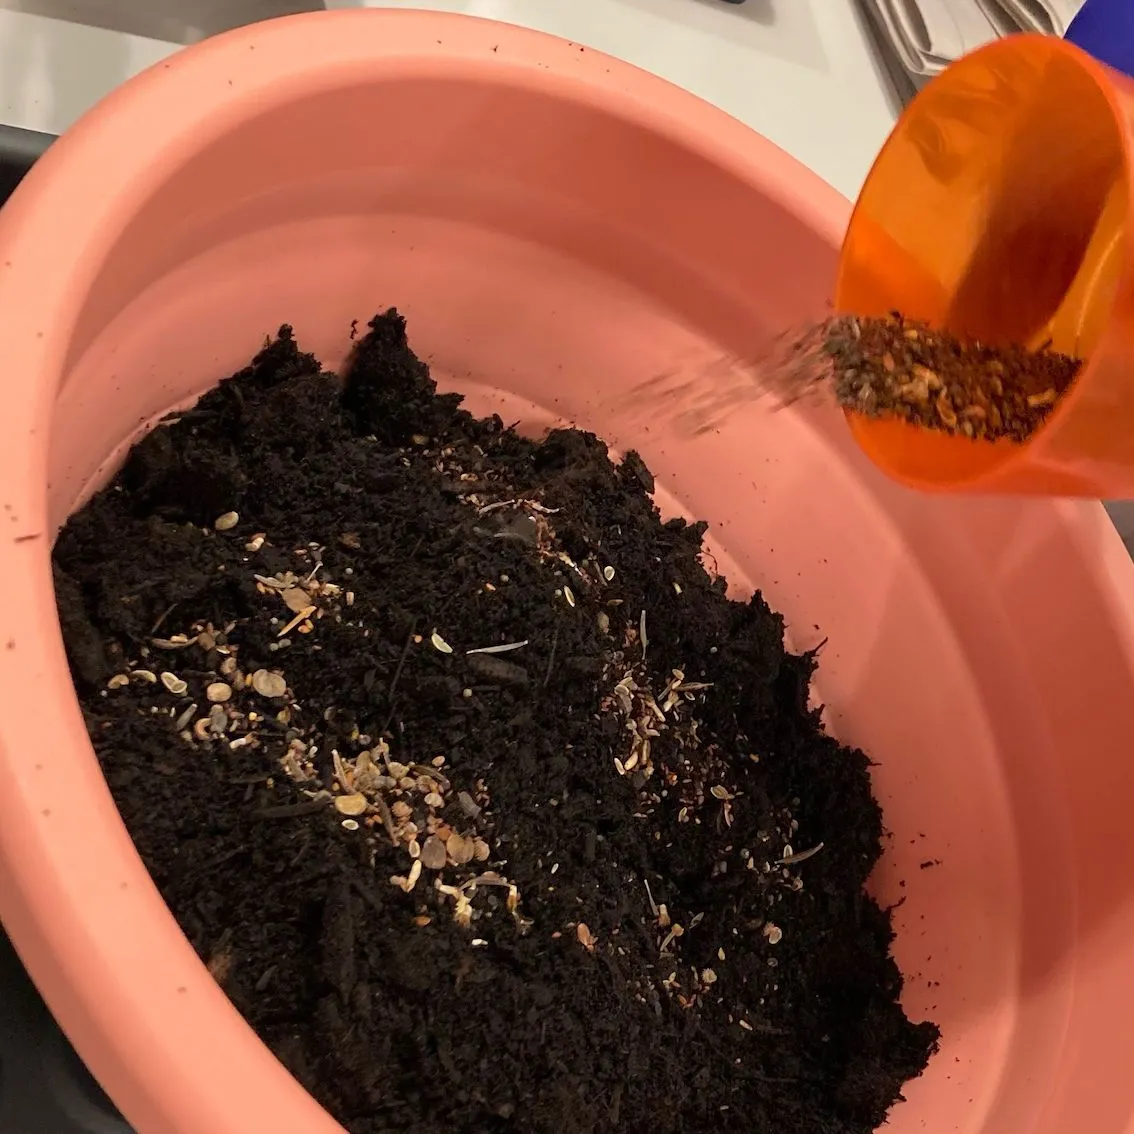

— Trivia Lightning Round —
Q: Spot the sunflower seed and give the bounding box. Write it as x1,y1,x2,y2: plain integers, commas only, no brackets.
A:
160,672,188,695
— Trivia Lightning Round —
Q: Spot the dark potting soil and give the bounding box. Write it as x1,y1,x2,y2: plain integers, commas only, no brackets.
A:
824,313,1081,440
53,311,938,1134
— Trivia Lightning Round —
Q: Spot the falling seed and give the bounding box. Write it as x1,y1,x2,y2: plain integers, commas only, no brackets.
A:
107,674,129,690
160,672,188,695
334,793,369,816
738,1019,753,1032
576,922,597,951
563,586,576,608
471,938,488,947
430,630,454,654
206,682,232,704
341,819,360,832
763,922,783,945
421,836,448,870
214,511,239,531
603,565,616,582
250,669,287,698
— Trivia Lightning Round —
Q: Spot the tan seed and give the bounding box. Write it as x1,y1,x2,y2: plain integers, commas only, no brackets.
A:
603,565,615,582
245,533,265,552
911,364,942,390
250,669,287,698
576,922,596,951
1027,388,1058,409
391,800,413,820
563,586,576,608
214,511,239,532
421,836,448,870
446,831,474,865
281,587,311,614
413,915,432,927
160,672,188,695
130,669,157,684
473,838,491,861
193,717,211,740
935,392,958,429
701,968,717,985
424,791,444,809
206,682,232,704
430,630,453,654
107,674,130,690
334,793,369,817
763,922,783,945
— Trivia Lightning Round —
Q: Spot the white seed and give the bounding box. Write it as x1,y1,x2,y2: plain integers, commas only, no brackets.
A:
107,674,129,690
250,669,287,698
341,819,360,832
206,682,232,704
214,511,239,531
563,586,576,608
406,859,423,891
603,565,615,582
160,672,188,695
430,630,453,654
334,793,368,816
673,581,683,595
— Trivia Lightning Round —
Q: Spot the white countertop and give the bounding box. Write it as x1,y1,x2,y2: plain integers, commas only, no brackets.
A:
0,0,898,201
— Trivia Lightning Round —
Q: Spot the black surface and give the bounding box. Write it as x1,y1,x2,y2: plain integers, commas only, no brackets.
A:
0,121,133,1134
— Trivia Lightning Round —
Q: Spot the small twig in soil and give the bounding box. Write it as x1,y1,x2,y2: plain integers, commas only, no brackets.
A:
252,798,329,820
779,843,825,866
543,627,559,688
382,622,417,732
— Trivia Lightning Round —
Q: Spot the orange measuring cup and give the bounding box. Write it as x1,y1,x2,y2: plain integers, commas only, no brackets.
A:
835,33,1134,495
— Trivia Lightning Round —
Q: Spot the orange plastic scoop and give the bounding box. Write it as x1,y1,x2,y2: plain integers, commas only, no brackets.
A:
835,33,1134,495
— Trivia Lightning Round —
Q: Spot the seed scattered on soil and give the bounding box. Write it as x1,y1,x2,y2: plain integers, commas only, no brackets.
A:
603,564,615,581
214,511,239,531
107,673,129,690
159,671,187,695
54,310,938,1134
250,669,287,698
430,630,453,654
206,681,232,703
333,793,368,817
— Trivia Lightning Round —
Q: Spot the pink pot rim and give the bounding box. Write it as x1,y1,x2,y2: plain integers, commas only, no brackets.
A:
0,9,1132,1134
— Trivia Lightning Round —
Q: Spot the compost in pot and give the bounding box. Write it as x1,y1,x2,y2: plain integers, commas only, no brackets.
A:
54,311,938,1134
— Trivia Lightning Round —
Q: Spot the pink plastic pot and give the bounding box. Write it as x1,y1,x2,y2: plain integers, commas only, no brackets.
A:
1,9,1134,1133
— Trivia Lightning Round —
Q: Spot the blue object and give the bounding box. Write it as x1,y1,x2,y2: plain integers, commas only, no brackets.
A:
1065,0,1134,80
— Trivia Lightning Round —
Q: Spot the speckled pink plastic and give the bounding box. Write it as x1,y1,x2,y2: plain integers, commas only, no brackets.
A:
1,10,1134,1134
